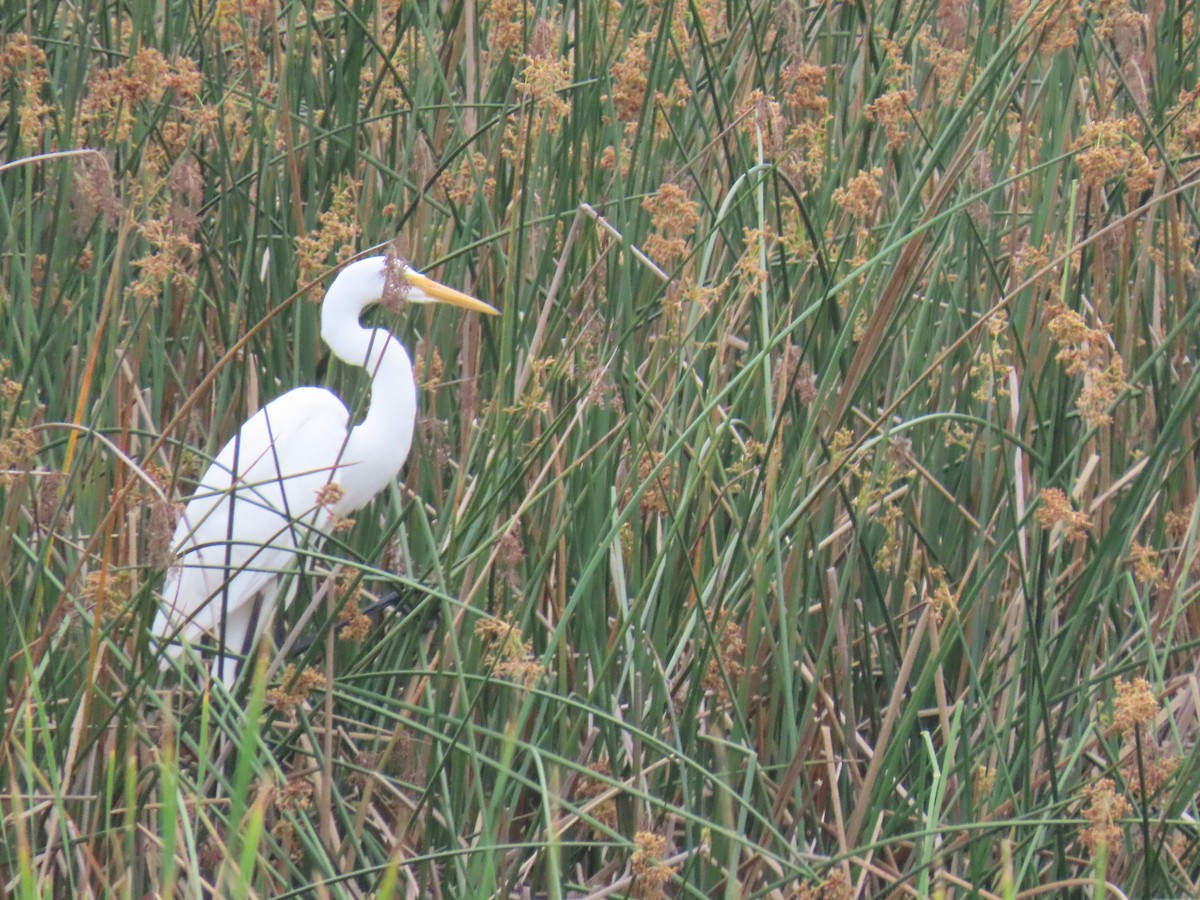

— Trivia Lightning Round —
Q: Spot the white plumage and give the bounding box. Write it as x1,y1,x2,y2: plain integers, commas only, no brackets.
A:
153,256,497,685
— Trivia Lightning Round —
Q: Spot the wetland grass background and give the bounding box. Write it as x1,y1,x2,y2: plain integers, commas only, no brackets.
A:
3,0,1200,895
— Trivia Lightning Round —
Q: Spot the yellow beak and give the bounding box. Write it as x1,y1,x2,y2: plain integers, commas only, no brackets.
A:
406,271,499,315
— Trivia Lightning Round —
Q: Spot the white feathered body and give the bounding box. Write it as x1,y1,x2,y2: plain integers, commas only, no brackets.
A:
154,387,355,673
154,260,419,684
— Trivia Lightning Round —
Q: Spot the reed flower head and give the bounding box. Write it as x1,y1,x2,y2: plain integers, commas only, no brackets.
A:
1112,677,1158,734
1079,778,1130,854
630,831,674,899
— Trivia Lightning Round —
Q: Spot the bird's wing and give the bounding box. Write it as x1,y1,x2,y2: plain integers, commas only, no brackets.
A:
154,387,353,658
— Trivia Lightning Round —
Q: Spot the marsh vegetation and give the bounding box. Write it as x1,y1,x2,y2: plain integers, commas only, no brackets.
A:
3,0,1200,895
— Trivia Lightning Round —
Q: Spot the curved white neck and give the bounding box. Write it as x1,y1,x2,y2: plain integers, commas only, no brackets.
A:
320,259,417,510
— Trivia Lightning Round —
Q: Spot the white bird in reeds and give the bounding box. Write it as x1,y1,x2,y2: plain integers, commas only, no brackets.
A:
152,255,497,686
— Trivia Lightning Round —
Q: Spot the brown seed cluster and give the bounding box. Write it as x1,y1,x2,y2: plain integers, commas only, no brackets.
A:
1111,677,1158,735
80,48,206,149
1165,510,1191,543
974,764,997,798
1075,356,1128,429
630,831,674,899
337,607,372,642
631,452,677,516
1045,304,1128,428
132,463,182,570
439,152,494,207
790,121,833,185
277,775,314,811
1012,0,1084,57
0,34,52,148
688,0,727,41
608,32,652,125
413,341,445,391
702,612,746,708
599,144,623,174
969,313,1014,402
474,615,544,687
1074,117,1158,195
738,89,786,153
782,63,828,113
726,438,765,495
1037,488,1091,542
336,571,372,642
833,168,883,219
504,355,556,417
132,216,201,299
1097,0,1151,109
71,152,123,234
937,0,968,49
643,183,701,265
795,871,853,900
828,428,861,478
1047,306,1106,372
314,482,345,511
81,569,136,624
516,22,572,131
736,226,774,289
213,0,275,73
266,665,327,713
1128,541,1167,589
0,367,38,488
295,178,361,301
67,44,215,301
1094,0,1148,44
924,565,957,623
0,424,37,485
483,0,534,56
873,503,906,573
1126,743,1179,797
865,89,916,149
780,347,818,405
923,27,975,101
1166,87,1200,162
778,63,829,189
1079,778,1131,854
496,522,526,590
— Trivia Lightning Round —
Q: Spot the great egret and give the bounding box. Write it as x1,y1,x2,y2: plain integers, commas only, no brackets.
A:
152,256,497,686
